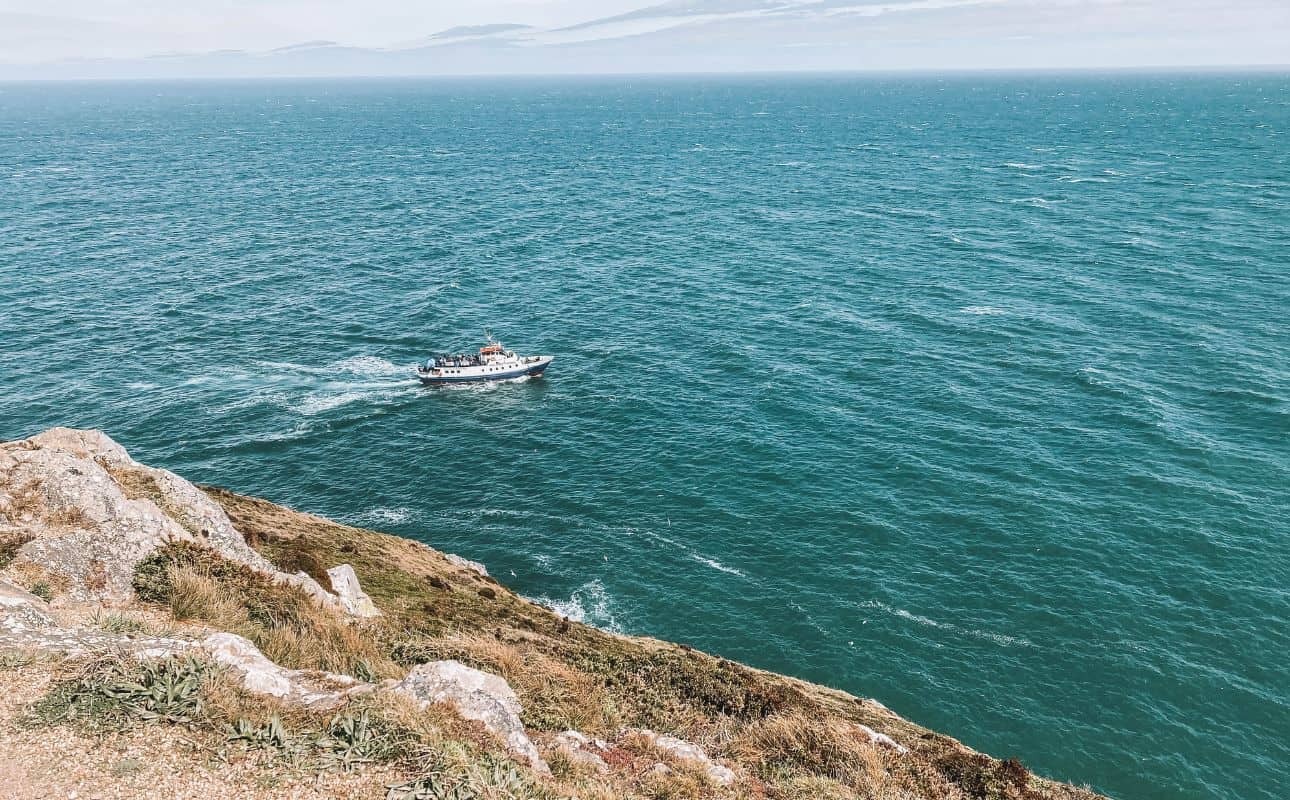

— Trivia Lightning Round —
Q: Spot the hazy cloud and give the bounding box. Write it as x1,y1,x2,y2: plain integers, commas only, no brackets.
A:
0,0,1285,75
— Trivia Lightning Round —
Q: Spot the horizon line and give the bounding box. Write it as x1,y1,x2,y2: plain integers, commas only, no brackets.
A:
3,63,1289,85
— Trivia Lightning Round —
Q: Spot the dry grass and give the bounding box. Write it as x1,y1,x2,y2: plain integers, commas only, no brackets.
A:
0,529,35,569
0,478,46,522
135,543,398,680
182,486,1103,800
395,631,618,734
729,711,888,783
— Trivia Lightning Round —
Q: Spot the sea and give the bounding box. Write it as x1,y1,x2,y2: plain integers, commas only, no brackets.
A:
1,73,1286,800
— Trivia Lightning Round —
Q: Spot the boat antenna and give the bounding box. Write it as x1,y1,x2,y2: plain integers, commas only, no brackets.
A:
484,328,497,345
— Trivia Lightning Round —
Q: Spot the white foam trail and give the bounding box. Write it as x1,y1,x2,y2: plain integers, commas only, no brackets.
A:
329,355,408,376
292,383,418,416
862,601,1034,648
430,374,534,391
690,554,746,576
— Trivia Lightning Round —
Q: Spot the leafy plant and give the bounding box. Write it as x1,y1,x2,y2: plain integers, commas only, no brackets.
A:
92,611,149,635
226,709,418,772
32,655,211,729
386,748,539,800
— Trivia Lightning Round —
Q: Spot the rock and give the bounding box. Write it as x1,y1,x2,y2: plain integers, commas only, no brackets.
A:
325,564,380,618
553,730,609,773
201,632,358,709
1,446,190,599
443,553,488,577
0,429,364,617
634,729,736,786
0,579,56,632
25,428,133,466
856,723,908,754
395,660,548,773
1,578,192,657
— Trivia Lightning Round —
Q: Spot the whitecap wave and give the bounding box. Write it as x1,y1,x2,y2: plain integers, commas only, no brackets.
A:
1011,197,1060,207
958,305,1007,316
1056,175,1110,184
346,506,416,527
529,580,623,632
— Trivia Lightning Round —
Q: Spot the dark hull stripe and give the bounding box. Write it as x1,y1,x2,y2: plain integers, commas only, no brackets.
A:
417,364,549,385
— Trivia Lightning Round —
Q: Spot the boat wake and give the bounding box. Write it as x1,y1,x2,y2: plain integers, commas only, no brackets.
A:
207,355,422,418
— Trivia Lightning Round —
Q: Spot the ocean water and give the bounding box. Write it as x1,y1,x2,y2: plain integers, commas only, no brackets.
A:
1,74,1287,800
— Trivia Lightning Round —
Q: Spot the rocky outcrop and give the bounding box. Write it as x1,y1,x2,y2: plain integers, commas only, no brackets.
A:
0,578,192,658
202,632,365,709
395,660,549,774
325,564,380,618
0,428,374,617
552,730,610,773
634,729,737,786
0,579,56,632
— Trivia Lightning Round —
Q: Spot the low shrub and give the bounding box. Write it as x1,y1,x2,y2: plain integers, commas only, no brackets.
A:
271,540,335,593
386,742,552,800
936,751,1038,800
567,644,796,728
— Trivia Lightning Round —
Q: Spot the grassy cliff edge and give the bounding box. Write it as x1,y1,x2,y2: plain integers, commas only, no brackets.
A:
0,433,1106,800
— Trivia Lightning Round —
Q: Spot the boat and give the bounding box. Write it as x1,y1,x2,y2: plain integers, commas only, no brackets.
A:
416,339,553,385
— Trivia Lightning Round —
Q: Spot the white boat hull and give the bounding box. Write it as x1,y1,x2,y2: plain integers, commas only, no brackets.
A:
416,355,552,385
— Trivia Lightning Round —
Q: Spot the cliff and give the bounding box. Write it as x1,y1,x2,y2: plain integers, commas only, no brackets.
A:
0,428,1104,800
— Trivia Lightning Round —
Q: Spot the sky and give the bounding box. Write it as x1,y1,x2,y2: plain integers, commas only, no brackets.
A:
0,1,644,61
0,0,1287,73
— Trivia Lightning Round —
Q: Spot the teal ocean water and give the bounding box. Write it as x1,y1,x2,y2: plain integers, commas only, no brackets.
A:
1,74,1287,800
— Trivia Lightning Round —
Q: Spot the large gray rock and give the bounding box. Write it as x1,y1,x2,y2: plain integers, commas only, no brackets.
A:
395,660,548,774
0,589,359,706
0,428,369,617
553,729,610,773
0,579,56,632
